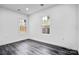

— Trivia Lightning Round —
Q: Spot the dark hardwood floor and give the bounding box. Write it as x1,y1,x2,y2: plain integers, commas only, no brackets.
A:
0,39,78,55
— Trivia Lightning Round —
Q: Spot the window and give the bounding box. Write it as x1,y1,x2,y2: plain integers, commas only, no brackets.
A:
42,16,50,34
19,19,27,32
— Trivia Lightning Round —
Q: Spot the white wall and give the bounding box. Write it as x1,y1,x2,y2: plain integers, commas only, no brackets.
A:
29,5,77,50
77,5,79,52
0,7,29,45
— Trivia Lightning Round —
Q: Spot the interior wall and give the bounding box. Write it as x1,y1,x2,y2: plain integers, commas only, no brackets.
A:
0,7,29,45
77,5,79,52
29,5,77,50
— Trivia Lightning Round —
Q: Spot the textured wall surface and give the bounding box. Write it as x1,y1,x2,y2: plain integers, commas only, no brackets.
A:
29,5,77,50
0,7,29,45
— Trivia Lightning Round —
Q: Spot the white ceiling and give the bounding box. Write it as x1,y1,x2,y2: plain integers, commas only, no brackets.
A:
0,4,56,15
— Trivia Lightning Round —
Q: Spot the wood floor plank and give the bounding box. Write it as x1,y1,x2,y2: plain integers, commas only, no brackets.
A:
0,39,78,55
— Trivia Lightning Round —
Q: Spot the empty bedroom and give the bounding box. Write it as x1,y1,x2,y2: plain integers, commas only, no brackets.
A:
0,4,78,55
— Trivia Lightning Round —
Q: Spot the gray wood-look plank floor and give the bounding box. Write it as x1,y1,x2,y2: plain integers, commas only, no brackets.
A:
0,39,78,55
